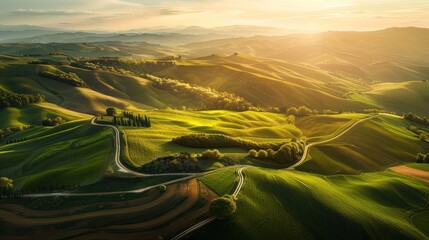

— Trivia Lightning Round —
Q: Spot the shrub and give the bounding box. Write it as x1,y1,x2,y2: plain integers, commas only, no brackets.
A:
202,149,223,160
42,117,66,126
209,195,237,219
158,184,167,192
0,177,13,190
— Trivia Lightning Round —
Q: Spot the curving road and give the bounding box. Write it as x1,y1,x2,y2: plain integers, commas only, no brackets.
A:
25,114,383,239
287,115,378,169
171,166,246,240
91,118,199,177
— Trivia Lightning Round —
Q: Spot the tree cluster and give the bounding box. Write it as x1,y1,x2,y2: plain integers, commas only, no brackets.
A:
1,183,81,199
39,69,88,88
0,55,17,61
6,137,28,144
42,117,66,126
74,58,175,75
27,60,50,64
0,89,45,108
148,75,253,111
172,134,286,151
408,125,429,142
404,112,429,127
141,150,234,174
248,138,305,165
113,112,151,127
141,152,199,173
0,126,31,140
416,153,429,163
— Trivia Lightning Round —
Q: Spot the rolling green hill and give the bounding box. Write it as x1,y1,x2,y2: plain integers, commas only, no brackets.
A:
183,27,429,83
0,120,113,189
0,58,204,127
119,109,301,166
350,81,429,116
198,167,429,240
297,115,428,174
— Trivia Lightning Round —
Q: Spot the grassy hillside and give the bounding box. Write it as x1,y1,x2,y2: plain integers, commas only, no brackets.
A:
119,109,301,166
297,115,428,174
197,167,429,240
295,113,368,141
0,102,90,129
350,81,429,116
150,54,371,110
0,120,113,189
184,27,429,83
0,58,203,118
0,42,172,58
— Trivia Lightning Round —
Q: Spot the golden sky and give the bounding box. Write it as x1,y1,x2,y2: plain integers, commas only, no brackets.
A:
0,0,428,31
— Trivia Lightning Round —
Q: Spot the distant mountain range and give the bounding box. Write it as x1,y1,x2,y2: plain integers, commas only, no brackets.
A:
0,24,299,46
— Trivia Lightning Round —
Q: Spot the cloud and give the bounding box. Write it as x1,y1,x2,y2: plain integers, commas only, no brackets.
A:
157,8,201,16
12,9,95,15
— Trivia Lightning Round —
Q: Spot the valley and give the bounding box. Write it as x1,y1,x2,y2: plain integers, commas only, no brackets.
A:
0,26,428,240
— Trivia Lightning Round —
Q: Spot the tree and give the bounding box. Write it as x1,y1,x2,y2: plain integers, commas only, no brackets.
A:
287,107,298,116
248,149,258,158
417,153,427,163
209,195,237,219
297,106,312,116
0,177,13,191
424,153,429,163
257,149,268,159
106,107,117,116
420,133,428,141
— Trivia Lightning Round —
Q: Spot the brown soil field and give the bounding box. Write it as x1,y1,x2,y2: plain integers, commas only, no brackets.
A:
0,179,217,240
390,165,429,182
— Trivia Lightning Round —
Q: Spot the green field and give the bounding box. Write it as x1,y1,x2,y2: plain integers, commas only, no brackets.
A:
350,81,429,116
297,115,427,174
197,167,429,240
120,109,301,165
0,120,113,189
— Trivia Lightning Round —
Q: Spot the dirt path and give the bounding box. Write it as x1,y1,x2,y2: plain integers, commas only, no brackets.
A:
287,114,380,169
390,165,429,181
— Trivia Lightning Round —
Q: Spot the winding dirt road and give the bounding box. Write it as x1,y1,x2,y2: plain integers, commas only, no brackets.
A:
287,115,379,169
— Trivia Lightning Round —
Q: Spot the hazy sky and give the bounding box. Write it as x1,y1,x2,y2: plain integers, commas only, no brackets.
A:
0,0,428,31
